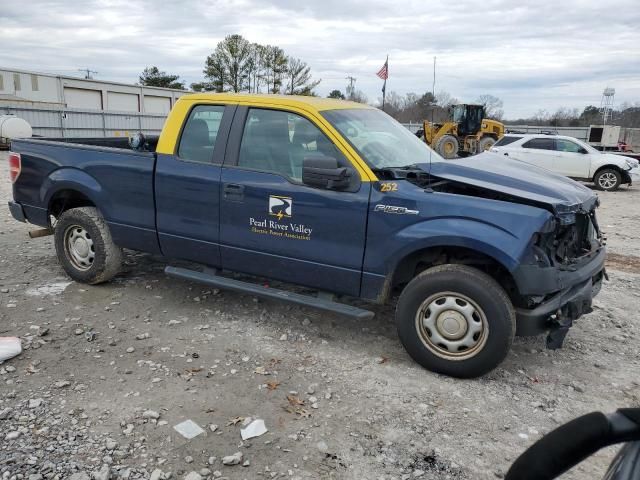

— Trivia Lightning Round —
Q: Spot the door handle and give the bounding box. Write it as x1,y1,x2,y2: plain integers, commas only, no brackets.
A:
223,183,244,200
504,152,509,156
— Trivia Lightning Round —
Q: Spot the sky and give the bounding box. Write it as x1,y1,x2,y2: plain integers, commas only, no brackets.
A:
1,0,639,119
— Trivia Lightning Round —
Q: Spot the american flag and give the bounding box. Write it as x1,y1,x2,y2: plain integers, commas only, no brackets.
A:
376,59,388,80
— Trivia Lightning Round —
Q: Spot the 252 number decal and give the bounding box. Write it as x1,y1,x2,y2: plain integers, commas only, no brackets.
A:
380,182,398,192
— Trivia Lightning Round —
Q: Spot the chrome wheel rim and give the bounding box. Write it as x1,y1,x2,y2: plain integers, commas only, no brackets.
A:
64,225,95,271
599,172,617,189
415,292,488,360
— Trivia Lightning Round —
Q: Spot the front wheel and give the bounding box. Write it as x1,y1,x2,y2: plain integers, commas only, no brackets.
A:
435,135,460,159
395,264,515,378
477,136,496,154
54,207,123,284
594,169,622,191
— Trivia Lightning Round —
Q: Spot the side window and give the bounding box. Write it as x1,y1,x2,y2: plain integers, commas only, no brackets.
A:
555,139,582,153
522,138,554,150
177,105,225,163
238,108,347,181
494,135,523,146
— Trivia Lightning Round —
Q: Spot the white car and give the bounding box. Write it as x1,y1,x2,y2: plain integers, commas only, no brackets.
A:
490,134,640,191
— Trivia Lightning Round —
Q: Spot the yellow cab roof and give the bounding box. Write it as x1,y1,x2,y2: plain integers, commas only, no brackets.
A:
178,93,372,113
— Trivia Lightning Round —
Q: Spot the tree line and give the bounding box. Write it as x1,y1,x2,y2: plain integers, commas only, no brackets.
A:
139,34,320,95
138,59,639,128
508,104,640,128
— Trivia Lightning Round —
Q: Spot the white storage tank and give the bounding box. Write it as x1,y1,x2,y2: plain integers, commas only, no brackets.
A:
0,115,33,147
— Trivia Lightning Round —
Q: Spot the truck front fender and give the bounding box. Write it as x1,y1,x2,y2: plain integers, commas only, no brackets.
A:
366,215,547,278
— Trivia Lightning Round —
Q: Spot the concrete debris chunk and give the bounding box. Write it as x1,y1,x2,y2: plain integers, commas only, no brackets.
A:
222,451,243,466
183,473,202,480
142,409,160,420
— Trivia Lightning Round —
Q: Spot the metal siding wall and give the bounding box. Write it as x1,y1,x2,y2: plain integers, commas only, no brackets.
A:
0,104,168,138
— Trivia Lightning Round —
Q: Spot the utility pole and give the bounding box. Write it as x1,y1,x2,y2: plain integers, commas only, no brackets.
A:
78,68,98,79
345,76,357,98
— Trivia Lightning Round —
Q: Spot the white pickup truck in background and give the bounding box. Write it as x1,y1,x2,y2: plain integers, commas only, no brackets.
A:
491,134,640,191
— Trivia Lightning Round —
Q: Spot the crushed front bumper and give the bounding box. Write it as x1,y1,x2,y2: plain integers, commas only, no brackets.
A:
514,247,606,347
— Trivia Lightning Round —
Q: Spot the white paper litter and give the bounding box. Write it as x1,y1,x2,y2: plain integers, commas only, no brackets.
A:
0,337,22,363
173,419,205,439
240,418,268,440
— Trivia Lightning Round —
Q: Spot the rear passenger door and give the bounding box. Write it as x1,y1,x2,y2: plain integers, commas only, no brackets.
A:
155,104,235,266
218,107,370,297
515,137,557,171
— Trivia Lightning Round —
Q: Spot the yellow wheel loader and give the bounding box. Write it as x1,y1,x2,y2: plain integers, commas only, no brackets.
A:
420,104,505,159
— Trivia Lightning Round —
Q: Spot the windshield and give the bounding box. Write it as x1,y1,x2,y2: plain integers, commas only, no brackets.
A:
322,108,444,169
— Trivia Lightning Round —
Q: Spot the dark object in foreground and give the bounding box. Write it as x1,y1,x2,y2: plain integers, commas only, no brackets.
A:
506,409,640,480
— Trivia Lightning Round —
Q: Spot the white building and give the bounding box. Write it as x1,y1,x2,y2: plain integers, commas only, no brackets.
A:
0,67,187,113
0,67,189,137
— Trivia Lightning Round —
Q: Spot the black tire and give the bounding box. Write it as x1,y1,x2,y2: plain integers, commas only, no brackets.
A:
54,207,122,284
594,169,622,191
477,136,496,154
435,135,459,159
395,264,515,378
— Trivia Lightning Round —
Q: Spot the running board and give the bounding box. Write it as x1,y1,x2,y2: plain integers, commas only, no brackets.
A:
165,266,375,320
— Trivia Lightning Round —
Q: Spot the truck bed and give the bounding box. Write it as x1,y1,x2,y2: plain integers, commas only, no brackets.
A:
35,135,160,152
10,137,161,254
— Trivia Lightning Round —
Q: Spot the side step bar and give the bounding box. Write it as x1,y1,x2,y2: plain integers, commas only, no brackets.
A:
165,266,375,320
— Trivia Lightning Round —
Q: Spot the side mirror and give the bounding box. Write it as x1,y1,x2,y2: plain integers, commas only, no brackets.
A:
302,156,352,190
579,148,589,154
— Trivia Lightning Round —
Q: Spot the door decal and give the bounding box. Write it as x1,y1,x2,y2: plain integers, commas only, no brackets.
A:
248,195,313,241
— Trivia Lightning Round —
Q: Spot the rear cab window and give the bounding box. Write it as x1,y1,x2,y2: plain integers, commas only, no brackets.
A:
177,105,225,163
522,137,555,150
494,135,523,147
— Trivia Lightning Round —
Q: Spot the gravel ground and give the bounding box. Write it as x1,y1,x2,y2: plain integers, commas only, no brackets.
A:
1,150,639,480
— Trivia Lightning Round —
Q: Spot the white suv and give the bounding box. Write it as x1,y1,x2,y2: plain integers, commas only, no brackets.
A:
490,134,640,191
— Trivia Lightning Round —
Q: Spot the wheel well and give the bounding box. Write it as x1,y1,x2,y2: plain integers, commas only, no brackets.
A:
593,164,623,181
48,190,95,220
391,246,519,304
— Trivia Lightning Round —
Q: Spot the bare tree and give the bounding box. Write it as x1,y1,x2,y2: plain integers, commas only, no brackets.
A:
476,94,504,120
348,89,368,104
435,90,458,108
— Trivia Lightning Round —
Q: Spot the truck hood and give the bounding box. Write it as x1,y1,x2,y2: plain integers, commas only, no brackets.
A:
419,152,598,215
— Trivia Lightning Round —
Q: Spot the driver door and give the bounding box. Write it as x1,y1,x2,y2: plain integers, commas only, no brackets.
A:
553,138,591,178
219,107,371,297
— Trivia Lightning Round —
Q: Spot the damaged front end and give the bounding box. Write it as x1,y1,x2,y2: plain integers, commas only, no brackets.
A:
376,156,607,349
515,204,606,349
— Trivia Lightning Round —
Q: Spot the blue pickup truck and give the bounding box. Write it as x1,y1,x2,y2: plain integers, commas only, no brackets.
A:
7,93,606,377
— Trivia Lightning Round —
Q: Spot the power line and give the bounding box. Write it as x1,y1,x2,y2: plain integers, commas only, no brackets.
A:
78,68,98,79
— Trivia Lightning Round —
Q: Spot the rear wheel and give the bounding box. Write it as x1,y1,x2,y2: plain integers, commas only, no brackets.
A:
594,169,621,191
395,264,515,378
54,207,122,284
435,135,459,159
477,136,496,154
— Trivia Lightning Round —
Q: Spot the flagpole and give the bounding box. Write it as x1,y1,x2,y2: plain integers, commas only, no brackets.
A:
382,54,388,111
